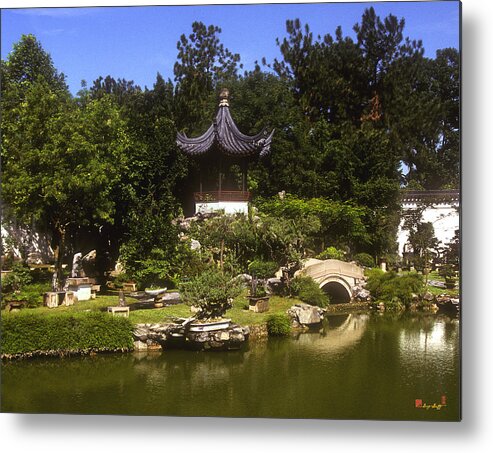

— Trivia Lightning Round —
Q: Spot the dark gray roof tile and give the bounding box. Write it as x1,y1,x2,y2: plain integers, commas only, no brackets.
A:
176,94,274,157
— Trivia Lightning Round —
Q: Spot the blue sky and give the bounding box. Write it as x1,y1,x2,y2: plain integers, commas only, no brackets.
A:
1,1,460,95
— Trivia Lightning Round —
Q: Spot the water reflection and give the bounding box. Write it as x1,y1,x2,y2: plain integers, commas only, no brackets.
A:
290,314,369,356
1,313,460,420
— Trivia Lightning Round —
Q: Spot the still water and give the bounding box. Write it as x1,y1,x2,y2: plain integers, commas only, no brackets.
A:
1,312,460,420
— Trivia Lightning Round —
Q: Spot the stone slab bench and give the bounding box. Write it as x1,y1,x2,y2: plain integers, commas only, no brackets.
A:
122,283,137,292
5,301,26,312
107,306,130,317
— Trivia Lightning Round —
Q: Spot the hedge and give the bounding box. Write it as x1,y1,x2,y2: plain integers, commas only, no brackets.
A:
1,312,134,358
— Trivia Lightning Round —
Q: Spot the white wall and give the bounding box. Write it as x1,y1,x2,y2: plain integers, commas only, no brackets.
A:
195,201,249,215
397,199,459,256
1,220,54,263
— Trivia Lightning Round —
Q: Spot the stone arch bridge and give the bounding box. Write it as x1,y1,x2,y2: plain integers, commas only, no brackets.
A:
297,259,365,303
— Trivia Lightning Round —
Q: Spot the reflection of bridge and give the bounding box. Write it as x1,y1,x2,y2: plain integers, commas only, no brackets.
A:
297,259,365,303
293,313,369,353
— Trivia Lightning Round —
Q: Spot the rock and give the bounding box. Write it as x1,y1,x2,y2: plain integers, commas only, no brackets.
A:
234,274,253,286
190,239,201,251
423,291,435,301
428,280,446,288
354,288,370,301
230,332,245,342
288,303,323,326
133,340,148,351
216,331,230,341
162,292,181,304
133,321,249,352
133,327,148,341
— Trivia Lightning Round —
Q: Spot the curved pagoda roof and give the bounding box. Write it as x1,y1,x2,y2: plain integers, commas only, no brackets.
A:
176,89,274,158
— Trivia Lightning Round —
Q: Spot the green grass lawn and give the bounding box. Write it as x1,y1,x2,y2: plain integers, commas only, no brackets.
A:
2,290,299,327
424,271,459,297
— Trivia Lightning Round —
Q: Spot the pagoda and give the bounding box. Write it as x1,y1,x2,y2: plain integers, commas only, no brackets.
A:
176,88,274,215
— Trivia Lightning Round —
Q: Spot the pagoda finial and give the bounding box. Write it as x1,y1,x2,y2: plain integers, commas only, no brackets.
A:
219,88,230,107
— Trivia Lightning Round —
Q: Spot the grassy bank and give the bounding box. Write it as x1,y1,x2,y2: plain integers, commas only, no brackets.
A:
0,292,299,358
1,292,297,325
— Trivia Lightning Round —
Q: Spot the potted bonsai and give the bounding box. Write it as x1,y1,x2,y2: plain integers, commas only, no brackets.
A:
439,264,457,290
180,267,243,331
247,276,270,313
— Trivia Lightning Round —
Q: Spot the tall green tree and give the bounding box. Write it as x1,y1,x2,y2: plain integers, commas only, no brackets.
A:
174,21,242,132
2,81,128,287
2,35,130,286
1,34,67,100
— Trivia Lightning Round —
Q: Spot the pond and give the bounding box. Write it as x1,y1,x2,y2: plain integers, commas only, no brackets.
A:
1,312,460,420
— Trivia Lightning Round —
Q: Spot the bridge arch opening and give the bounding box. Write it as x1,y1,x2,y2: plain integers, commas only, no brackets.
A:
321,281,351,304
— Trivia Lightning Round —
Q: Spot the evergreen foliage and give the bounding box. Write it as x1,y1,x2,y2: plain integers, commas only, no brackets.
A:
290,275,329,308
179,267,243,319
247,260,279,279
353,252,375,268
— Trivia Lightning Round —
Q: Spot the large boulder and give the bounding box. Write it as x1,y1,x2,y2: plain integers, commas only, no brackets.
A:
161,292,181,304
288,303,324,327
353,286,370,301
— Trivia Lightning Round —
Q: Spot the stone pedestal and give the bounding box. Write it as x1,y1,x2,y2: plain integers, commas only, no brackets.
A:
44,291,76,308
66,277,94,301
63,291,76,306
44,292,59,308
248,296,270,313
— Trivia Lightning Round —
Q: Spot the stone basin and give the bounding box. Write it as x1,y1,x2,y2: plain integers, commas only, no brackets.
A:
189,319,232,332
144,288,167,296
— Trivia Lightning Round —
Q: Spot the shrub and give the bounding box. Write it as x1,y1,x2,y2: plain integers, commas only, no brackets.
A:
353,252,375,268
290,275,329,308
267,314,291,336
366,269,424,307
2,282,51,309
316,246,346,261
1,262,32,293
439,264,456,280
130,248,172,290
111,272,133,288
179,267,243,320
1,312,134,357
248,260,279,279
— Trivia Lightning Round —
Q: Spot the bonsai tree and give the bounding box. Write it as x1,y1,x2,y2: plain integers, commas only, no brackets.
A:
180,267,243,320
248,259,277,298
439,264,457,289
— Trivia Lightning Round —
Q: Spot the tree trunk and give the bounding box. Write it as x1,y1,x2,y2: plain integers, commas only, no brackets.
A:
220,239,224,270
53,225,66,291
